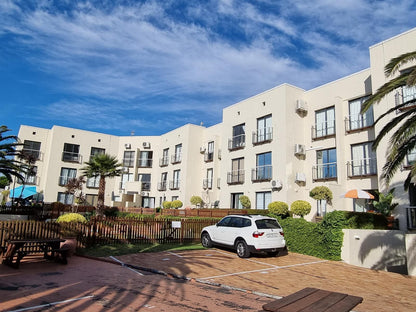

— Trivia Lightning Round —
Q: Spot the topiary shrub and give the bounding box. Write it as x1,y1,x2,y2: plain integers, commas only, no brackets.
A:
290,200,311,218
171,200,183,209
190,196,204,207
239,195,251,208
268,201,289,216
162,201,172,209
309,186,333,204
56,213,87,223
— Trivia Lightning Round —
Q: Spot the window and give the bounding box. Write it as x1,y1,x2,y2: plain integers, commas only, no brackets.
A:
228,158,244,184
231,193,244,209
120,173,133,189
347,96,373,131
57,192,73,205
313,148,337,180
142,197,155,208
62,143,80,162
123,151,135,167
138,174,151,191
349,142,377,176
229,123,245,150
204,168,213,189
205,141,214,162
160,148,169,166
90,147,105,161
353,198,371,213
138,151,153,167
170,170,180,189
85,194,98,206
314,107,335,139
159,196,166,207
256,192,271,210
253,152,272,181
172,196,179,201
406,148,416,168
23,140,41,160
59,168,76,186
19,166,37,185
86,175,100,188
408,184,416,229
254,115,272,144
317,199,327,216
172,144,182,164
396,85,416,109
158,172,168,190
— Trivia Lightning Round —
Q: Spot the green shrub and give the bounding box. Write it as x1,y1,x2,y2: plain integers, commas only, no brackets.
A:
309,186,333,203
103,206,119,217
56,213,87,223
171,200,183,209
246,209,269,216
268,201,289,216
162,201,172,209
290,200,311,218
239,195,251,208
190,196,203,207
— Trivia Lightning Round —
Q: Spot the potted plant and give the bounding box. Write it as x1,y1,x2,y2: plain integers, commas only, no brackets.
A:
239,195,251,209
373,189,399,228
56,212,87,255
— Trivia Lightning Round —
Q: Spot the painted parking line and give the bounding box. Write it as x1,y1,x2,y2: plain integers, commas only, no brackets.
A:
7,295,94,312
110,256,144,276
166,251,185,258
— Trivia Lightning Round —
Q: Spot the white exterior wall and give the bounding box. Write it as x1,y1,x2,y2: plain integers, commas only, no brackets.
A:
12,27,416,230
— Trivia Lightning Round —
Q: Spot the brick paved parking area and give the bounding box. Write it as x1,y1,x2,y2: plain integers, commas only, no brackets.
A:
1,249,416,312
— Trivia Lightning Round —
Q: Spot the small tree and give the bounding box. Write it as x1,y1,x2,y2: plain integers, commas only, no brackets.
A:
373,188,399,217
309,186,333,204
190,195,203,207
64,176,86,212
171,200,183,209
291,200,312,218
268,201,289,216
239,195,251,208
162,201,172,209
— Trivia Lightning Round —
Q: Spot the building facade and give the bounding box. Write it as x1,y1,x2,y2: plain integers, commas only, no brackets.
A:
14,28,416,230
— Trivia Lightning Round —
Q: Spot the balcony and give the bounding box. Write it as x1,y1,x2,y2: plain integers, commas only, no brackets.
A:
171,153,182,164
403,151,416,170
251,165,272,182
406,207,416,230
169,180,180,190
138,158,153,168
395,85,416,111
204,152,214,162
62,152,81,163
228,134,245,151
22,148,42,161
122,158,135,167
345,114,374,133
59,176,73,186
227,170,245,184
347,158,377,177
157,181,167,191
311,121,335,140
203,178,213,189
159,156,169,167
252,127,273,145
18,175,39,186
312,162,337,181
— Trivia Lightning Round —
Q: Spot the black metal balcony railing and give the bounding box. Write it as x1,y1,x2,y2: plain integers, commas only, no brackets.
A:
62,152,81,163
169,180,180,190
171,153,182,164
345,114,374,132
227,170,245,184
203,178,213,189
311,121,335,140
22,148,42,161
252,127,273,145
59,176,74,186
347,158,377,177
141,182,151,191
138,158,153,168
157,181,167,191
122,158,135,167
86,177,99,188
228,134,245,150
406,207,416,230
395,85,416,111
312,162,337,181
251,165,272,182
204,152,214,162
159,156,169,167
18,175,38,185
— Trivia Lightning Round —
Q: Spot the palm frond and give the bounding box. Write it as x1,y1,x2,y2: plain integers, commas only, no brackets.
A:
384,51,416,77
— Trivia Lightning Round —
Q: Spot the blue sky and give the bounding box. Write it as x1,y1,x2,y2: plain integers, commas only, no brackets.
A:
1,0,416,137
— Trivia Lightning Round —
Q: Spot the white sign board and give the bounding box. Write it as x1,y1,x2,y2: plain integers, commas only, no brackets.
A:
172,221,181,229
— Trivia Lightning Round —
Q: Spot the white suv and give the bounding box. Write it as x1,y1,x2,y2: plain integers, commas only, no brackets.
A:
201,215,286,258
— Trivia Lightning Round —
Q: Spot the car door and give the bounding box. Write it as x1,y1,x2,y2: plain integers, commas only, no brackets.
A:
211,216,232,245
221,217,243,246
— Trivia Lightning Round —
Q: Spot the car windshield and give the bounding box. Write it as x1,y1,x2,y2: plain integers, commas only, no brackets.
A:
255,219,281,229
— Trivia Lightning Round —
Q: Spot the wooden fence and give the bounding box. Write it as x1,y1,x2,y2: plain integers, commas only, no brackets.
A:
0,217,219,249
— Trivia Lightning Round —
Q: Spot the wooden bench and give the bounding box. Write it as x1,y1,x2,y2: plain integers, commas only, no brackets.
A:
1,238,68,268
262,287,363,312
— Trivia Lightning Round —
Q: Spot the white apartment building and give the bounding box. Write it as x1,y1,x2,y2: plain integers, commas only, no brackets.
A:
14,28,416,231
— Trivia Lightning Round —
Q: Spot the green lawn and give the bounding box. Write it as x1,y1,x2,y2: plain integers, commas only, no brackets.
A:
77,243,205,258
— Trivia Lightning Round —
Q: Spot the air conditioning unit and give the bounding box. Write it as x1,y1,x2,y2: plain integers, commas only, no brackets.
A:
200,146,206,153
271,180,282,189
295,172,306,183
125,143,131,149
294,144,305,156
143,142,151,148
295,100,307,113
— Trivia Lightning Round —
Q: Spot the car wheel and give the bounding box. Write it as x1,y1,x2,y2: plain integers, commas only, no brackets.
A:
267,251,279,257
236,240,250,258
201,232,213,248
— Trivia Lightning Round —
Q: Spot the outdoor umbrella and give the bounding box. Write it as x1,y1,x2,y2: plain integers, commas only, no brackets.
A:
9,186,37,199
342,189,374,199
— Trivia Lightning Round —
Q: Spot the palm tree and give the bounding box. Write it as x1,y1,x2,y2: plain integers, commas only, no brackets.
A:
361,51,416,190
81,154,123,216
0,125,23,182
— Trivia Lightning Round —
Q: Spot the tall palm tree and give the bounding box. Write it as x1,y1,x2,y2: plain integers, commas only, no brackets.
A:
0,125,23,182
81,154,123,216
361,51,416,190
